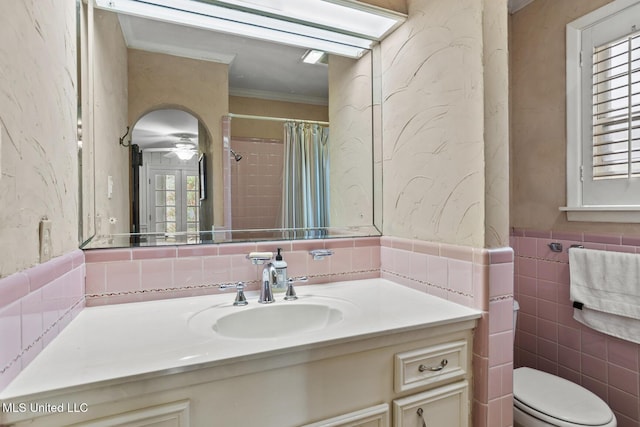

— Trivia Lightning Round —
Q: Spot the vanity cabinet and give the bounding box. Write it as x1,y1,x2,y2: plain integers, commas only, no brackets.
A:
3,328,473,427
391,339,469,427
288,334,471,427
0,280,478,427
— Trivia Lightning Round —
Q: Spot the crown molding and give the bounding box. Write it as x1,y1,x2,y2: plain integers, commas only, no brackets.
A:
229,88,328,106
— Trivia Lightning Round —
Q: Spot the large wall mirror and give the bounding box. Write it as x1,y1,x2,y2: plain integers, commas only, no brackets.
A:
79,0,401,249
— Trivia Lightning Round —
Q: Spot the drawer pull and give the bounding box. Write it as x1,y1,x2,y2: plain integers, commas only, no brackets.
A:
416,408,427,427
418,358,448,372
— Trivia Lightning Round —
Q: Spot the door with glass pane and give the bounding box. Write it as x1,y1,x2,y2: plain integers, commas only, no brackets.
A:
149,169,199,244
184,171,200,242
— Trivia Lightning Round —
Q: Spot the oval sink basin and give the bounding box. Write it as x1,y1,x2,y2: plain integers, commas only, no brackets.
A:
214,304,342,339
188,297,354,339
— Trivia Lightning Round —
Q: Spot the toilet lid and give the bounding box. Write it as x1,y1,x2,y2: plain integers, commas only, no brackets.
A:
513,368,613,426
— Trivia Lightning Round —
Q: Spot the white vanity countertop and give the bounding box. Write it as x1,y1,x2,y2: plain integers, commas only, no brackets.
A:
0,278,480,400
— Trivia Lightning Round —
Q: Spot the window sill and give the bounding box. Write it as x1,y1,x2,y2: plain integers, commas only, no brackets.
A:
560,206,640,223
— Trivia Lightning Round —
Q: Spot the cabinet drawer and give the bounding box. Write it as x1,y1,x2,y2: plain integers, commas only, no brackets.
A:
392,381,468,427
394,340,467,393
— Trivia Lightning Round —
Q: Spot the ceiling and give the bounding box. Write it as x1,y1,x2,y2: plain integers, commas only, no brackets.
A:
131,109,198,150
119,14,330,105
118,13,330,150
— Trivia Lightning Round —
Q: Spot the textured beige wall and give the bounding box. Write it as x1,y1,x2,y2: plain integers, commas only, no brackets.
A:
0,0,78,277
483,0,510,248
507,0,640,234
381,0,486,247
128,50,229,229
329,53,374,227
92,9,130,239
228,96,328,140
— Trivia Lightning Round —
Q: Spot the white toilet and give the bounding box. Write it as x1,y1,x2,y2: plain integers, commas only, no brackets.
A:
512,301,617,427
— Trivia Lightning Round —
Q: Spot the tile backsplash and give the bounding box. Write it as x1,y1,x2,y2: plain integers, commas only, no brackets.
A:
0,250,85,390
84,237,381,306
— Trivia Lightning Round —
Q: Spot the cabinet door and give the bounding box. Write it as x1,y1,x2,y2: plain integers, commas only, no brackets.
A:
74,401,190,427
302,403,389,427
393,381,468,427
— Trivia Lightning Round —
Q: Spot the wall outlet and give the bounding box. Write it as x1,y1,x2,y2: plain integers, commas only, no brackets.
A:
39,218,52,263
107,175,113,199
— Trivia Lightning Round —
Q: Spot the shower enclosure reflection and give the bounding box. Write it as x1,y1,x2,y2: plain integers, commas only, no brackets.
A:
225,114,330,240
229,149,243,162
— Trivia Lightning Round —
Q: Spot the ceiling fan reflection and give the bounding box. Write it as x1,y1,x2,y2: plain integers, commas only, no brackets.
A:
163,137,197,161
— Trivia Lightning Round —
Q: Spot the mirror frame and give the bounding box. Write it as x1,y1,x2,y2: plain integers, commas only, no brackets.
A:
78,4,384,249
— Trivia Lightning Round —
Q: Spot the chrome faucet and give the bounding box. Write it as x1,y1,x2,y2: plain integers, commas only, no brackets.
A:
259,263,277,304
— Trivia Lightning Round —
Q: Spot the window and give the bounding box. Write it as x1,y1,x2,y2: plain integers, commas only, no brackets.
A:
592,32,640,181
564,0,640,222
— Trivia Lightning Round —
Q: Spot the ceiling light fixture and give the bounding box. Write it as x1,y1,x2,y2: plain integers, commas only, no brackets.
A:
175,148,197,160
173,141,197,160
93,0,406,58
212,0,405,40
302,50,327,65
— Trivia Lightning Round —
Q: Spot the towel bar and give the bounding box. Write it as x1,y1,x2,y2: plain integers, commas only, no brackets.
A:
548,242,562,252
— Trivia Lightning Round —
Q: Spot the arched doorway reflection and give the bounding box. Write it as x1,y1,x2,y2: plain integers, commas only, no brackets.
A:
131,108,207,245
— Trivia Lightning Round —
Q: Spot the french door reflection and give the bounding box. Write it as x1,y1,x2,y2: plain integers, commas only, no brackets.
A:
149,169,199,244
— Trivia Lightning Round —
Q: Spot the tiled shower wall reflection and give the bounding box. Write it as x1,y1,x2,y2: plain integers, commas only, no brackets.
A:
230,137,284,230
0,250,85,390
512,229,640,427
379,236,514,427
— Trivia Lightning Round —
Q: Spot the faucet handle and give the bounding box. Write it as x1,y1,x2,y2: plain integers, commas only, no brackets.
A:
232,281,248,306
219,281,246,289
284,276,308,301
220,281,248,306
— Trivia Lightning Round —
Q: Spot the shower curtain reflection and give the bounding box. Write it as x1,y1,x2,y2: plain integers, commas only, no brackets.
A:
282,122,330,237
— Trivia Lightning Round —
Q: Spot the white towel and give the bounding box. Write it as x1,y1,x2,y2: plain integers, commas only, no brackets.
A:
569,248,640,344
573,308,640,344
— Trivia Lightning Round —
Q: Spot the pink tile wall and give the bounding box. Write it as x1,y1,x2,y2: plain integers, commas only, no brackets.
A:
0,250,85,390
230,138,284,230
84,237,381,306
379,236,514,427
512,229,640,427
